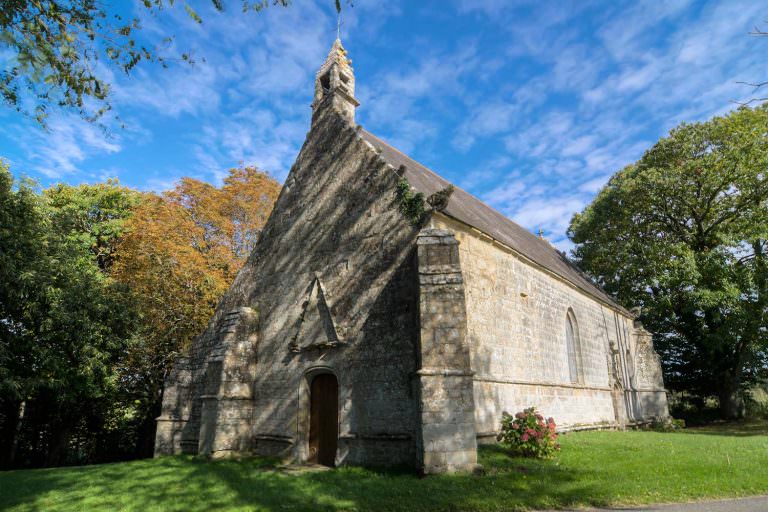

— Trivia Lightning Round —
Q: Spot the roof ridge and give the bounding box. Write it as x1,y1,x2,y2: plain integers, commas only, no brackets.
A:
358,127,628,316
362,130,530,225
361,128,561,249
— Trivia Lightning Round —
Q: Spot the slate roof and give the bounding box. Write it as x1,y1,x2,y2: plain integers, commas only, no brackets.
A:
360,128,630,315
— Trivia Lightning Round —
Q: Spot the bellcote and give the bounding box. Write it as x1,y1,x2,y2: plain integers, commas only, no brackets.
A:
312,39,359,124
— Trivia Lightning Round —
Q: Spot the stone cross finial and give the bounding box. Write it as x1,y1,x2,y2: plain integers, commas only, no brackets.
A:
312,38,360,124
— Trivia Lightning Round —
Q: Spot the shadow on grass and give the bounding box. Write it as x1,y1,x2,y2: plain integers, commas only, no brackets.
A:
679,420,768,437
0,447,608,512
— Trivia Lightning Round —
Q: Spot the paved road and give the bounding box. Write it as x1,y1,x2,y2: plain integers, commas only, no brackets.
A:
552,495,768,511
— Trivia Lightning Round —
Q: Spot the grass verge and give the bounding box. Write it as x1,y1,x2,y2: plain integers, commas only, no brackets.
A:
1,422,767,511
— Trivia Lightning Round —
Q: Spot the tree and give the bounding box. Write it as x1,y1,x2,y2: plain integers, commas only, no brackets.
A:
0,163,135,467
0,164,279,465
0,162,46,467
112,166,279,456
1,0,289,124
569,104,768,419
43,180,143,271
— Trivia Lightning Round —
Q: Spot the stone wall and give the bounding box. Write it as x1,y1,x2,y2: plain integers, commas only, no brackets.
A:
154,357,193,455
429,214,668,436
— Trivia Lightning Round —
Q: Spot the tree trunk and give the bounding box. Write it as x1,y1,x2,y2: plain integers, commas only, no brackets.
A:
136,386,164,459
136,407,159,459
718,376,744,420
45,422,73,467
0,398,21,469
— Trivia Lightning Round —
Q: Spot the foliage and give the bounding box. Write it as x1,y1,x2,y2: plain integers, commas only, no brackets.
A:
745,382,768,420
111,166,279,457
0,0,290,124
0,163,136,468
497,407,559,458
645,417,686,432
427,184,455,212
669,392,724,426
395,178,427,226
2,426,768,511
42,180,143,271
0,163,279,466
569,104,768,419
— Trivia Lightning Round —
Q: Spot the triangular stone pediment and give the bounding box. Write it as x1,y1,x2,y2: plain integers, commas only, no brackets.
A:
289,275,342,352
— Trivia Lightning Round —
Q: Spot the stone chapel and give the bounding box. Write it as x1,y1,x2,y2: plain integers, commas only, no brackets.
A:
155,39,669,473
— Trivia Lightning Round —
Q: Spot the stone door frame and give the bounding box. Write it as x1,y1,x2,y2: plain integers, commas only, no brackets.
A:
297,366,339,465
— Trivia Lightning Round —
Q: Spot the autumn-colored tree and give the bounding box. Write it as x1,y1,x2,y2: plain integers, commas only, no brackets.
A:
112,166,279,455
165,165,281,277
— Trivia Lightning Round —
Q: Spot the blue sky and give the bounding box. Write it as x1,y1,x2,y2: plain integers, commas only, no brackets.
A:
1,0,766,249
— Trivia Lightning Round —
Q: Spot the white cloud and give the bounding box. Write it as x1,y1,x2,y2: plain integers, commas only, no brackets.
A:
598,0,693,61
2,0,765,253
453,102,518,151
8,115,122,179
578,175,610,194
512,195,586,242
483,180,525,205
385,119,438,156
615,58,660,92
562,135,598,158
192,105,305,182
361,44,482,130
444,0,768,247
454,0,513,17
459,155,513,190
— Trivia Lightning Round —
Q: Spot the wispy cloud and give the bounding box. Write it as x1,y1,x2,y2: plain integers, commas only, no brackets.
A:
5,115,121,179
0,0,763,256
447,0,766,250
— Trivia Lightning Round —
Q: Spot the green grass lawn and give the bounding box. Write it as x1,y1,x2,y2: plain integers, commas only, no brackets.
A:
1,423,767,512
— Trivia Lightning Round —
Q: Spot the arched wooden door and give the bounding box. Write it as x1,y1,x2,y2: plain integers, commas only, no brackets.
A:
309,373,338,467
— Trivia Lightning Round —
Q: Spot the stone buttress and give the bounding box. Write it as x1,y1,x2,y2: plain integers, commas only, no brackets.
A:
415,229,478,473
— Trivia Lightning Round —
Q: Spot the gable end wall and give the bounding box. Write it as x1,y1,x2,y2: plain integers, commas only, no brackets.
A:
157,110,424,467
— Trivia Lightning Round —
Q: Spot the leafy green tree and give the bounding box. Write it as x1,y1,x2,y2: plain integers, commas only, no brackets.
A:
43,180,143,271
0,164,136,467
0,161,48,467
569,105,768,419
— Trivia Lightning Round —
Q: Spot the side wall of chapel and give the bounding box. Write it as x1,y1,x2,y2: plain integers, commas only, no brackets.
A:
430,214,669,438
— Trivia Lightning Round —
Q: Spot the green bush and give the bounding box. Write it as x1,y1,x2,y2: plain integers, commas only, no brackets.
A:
395,178,427,226
647,417,686,432
669,393,722,425
497,407,560,458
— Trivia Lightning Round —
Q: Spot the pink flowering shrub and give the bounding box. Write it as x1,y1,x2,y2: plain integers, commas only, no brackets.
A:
497,407,560,458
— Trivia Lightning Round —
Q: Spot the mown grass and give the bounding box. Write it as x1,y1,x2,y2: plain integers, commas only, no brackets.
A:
1,423,767,511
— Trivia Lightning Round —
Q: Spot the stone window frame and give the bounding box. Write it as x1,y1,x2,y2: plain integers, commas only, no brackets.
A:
565,308,584,384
